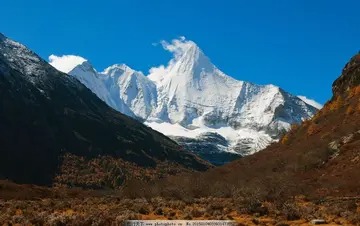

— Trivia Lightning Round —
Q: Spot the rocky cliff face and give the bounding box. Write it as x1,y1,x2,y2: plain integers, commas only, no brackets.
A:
332,53,360,97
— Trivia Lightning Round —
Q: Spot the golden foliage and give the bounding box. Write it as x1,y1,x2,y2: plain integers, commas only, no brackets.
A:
326,96,344,112
311,111,321,121
54,153,191,189
348,85,360,98
65,209,75,216
320,132,331,140
280,124,300,145
346,105,354,115
290,124,299,132
15,209,23,216
307,123,321,136
302,119,311,127
281,134,290,145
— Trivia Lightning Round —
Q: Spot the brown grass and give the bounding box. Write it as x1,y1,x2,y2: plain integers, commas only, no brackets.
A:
0,187,358,225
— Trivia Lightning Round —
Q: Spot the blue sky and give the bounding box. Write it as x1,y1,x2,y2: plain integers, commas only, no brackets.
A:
2,0,360,104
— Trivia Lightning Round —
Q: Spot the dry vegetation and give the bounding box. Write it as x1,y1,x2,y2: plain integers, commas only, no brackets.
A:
53,153,195,189
0,179,359,225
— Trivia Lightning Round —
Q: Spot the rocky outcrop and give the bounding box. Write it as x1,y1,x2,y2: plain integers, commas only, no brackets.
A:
332,53,360,97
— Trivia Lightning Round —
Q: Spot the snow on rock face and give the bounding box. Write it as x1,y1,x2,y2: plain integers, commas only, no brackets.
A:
0,34,44,82
148,38,244,126
50,37,318,160
101,64,157,119
146,38,316,144
68,61,113,104
297,95,323,109
0,34,80,91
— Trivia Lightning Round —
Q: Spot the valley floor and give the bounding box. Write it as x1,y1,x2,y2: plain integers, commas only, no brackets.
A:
0,181,359,226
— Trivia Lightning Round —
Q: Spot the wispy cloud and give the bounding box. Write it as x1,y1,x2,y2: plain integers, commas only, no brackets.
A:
148,36,195,81
158,36,195,59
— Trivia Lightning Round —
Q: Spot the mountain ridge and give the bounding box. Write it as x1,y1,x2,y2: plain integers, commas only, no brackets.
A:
50,37,319,163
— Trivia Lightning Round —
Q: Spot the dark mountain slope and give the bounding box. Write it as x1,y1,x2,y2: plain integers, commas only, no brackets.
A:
0,33,210,186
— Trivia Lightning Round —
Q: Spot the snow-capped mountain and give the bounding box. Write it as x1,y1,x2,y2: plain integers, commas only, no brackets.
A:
49,37,319,164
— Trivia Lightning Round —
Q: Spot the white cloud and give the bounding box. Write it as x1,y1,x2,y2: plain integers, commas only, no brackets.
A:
148,36,195,82
159,36,195,59
48,54,87,73
297,95,323,109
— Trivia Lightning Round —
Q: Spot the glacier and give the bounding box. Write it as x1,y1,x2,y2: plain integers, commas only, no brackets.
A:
49,37,318,164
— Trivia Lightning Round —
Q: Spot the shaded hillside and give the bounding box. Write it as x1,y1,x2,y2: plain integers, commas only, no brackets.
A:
0,33,210,186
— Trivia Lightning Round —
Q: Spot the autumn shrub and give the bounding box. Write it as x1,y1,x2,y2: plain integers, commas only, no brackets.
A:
348,213,360,225
311,110,322,122
208,181,234,198
295,148,332,172
328,96,344,111
168,199,185,210
280,134,290,145
327,200,358,217
114,210,141,224
137,206,150,215
165,210,176,218
183,213,193,220
191,208,205,218
275,223,290,226
290,123,299,131
347,85,360,98
251,218,260,224
280,202,301,221
121,179,148,199
155,207,163,215
279,123,301,145
307,123,321,136
346,105,355,115
320,131,331,140
234,187,268,215
213,201,227,211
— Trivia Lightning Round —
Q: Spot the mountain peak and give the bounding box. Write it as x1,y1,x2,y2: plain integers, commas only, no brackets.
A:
148,37,216,84
161,37,201,60
161,37,207,68
69,60,97,76
332,53,360,97
102,63,135,76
